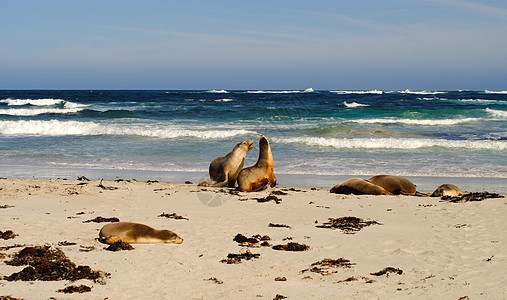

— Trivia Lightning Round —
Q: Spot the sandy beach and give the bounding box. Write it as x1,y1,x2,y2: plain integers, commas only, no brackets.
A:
0,178,506,299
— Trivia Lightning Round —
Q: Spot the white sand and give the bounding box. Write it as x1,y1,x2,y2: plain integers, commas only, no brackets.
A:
0,179,506,299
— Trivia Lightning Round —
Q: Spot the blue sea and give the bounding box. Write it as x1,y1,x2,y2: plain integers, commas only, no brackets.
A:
1,89,506,193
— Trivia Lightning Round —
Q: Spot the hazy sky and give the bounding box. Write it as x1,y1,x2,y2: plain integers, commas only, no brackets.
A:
1,0,506,90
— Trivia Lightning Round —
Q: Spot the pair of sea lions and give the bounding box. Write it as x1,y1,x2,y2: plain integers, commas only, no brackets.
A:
330,175,416,195
200,135,276,192
99,222,183,244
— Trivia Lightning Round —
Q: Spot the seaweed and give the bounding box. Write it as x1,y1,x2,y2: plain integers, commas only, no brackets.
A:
57,241,77,246
272,242,309,251
301,258,355,275
104,241,134,252
220,250,260,264
205,277,223,284
233,234,271,247
273,295,287,300
56,284,92,293
97,180,118,190
316,216,381,234
0,205,14,209
370,267,403,276
0,230,17,240
254,195,282,204
270,190,288,196
268,223,291,229
82,216,120,223
442,192,504,203
4,246,109,282
274,277,287,281
158,212,189,220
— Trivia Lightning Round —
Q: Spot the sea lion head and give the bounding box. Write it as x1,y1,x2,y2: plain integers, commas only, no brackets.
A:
159,229,184,244
236,139,254,151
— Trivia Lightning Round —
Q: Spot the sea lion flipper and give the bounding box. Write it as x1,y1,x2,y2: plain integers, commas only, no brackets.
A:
103,235,123,245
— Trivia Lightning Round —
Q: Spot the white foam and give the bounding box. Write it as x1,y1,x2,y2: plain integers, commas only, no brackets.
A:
486,108,507,118
485,90,507,94
0,120,99,135
399,89,447,95
0,98,65,106
214,98,234,102
303,88,314,93
0,107,86,116
272,136,507,150
247,90,302,94
330,90,383,95
207,90,229,93
343,101,369,108
351,117,479,126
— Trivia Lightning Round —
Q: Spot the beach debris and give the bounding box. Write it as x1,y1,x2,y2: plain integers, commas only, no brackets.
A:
0,244,26,251
316,216,381,234
301,258,355,275
185,181,193,184
77,176,90,181
79,245,95,252
146,180,159,183
158,212,189,220
233,234,271,247
254,194,282,204
282,188,304,192
272,242,309,251
83,216,120,223
4,246,109,282
441,192,504,203
370,267,403,276
0,204,14,209
220,250,260,264
205,277,223,284
104,241,134,252
268,223,292,229
271,190,288,195
56,284,92,294
1,230,17,240
57,241,76,246
273,294,287,300
97,179,118,190
274,276,287,281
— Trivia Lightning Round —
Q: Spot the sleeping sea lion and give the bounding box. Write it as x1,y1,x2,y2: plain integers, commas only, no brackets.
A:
330,178,391,195
367,175,417,195
198,139,254,187
237,135,276,192
98,222,183,244
430,184,463,197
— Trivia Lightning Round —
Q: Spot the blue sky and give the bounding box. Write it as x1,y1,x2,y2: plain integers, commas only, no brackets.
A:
1,0,506,90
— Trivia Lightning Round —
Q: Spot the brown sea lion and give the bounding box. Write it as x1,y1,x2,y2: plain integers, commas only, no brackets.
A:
367,175,417,195
98,222,183,244
198,139,254,187
430,184,463,197
237,135,276,192
330,178,391,195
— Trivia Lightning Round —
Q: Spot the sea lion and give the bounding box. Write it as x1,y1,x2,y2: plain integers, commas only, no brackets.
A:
237,135,277,192
367,175,417,195
430,184,463,197
98,222,183,244
198,139,254,187
330,178,391,195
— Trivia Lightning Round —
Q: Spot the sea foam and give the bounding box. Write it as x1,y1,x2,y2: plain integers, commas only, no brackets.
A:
343,101,369,108
331,90,383,95
351,118,479,126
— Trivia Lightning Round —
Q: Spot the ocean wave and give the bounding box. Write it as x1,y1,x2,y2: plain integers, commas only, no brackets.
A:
399,89,447,95
351,117,479,126
459,98,506,104
0,98,87,108
485,90,507,94
273,136,507,150
207,90,229,93
303,88,314,93
0,120,257,139
215,98,234,102
343,101,369,108
0,107,86,116
247,90,302,94
486,108,507,118
330,90,383,95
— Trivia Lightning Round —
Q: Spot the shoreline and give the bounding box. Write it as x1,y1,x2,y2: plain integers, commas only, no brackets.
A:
2,164,506,194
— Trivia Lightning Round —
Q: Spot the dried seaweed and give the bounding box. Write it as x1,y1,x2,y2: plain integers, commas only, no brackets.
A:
274,277,287,281
57,241,76,246
272,242,309,251
56,284,92,293
273,294,287,300
4,246,109,282
316,216,381,234
82,216,120,223
270,190,288,196
370,267,403,276
158,212,189,220
205,277,223,284
104,241,134,252
1,230,17,240
220,250,260,264
254,195,282,204
233,234,271,247
268,223,291,229
302,258,355,275
0,205,14,209
0,296,23,300
97,180,118,190
442,192,504,203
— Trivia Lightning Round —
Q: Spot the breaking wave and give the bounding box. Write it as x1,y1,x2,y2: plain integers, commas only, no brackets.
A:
331,90,383,95
343,101,369,108
351,118,479,126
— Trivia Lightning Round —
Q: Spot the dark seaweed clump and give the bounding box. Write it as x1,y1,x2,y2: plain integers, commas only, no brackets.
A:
268,223,291,228
274,295,287,300
220,250,260,264
56,284,92,293
83,216,120,223
104,241,134,252
1,230,17,240
316,216,381,234
442,192,504,203
301,258,355,275
254,195,282,204
158,212,189,220
3,246,109,282
272,242,309,251
370,267,403,276
233,234,271,246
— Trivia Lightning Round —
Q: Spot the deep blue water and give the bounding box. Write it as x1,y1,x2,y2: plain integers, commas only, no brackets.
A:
1,89,506,188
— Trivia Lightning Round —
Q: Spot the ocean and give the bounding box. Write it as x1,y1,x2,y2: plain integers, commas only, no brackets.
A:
1,89,506,193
